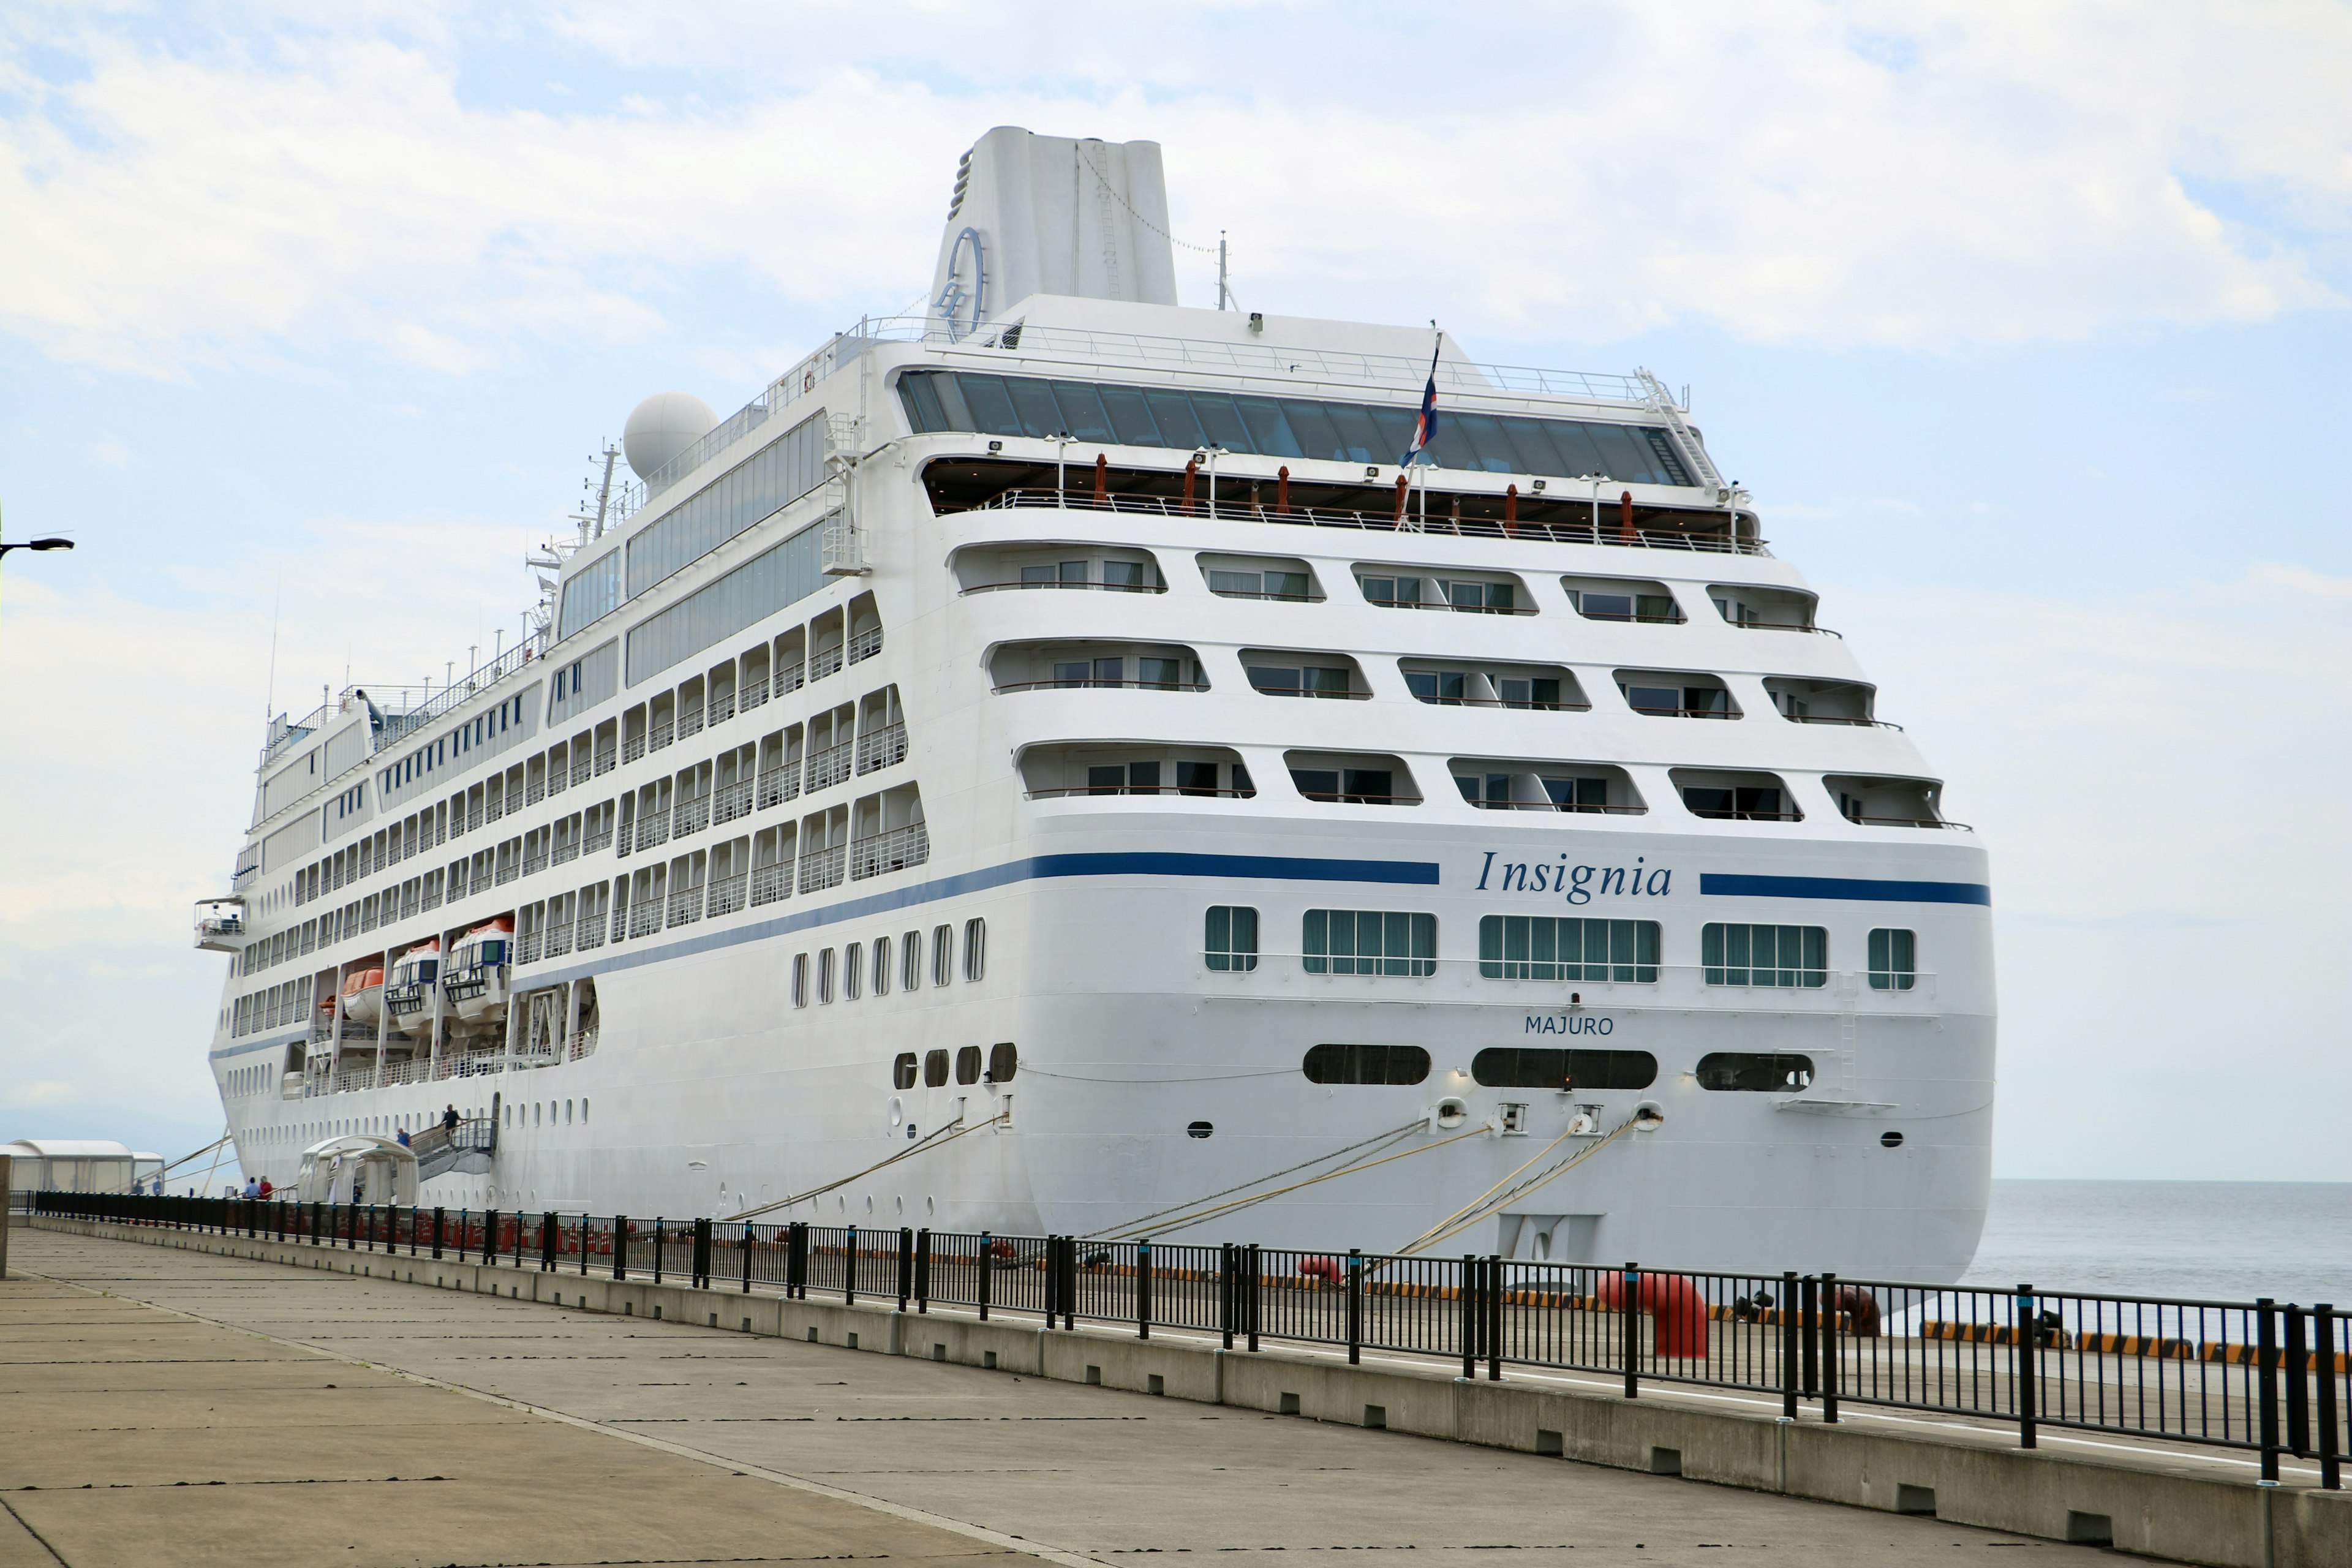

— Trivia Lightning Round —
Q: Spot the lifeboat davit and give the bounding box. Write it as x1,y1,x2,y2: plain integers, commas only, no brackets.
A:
341,966,386,1030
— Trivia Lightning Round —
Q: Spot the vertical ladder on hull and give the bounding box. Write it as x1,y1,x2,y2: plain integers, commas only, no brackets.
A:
1831,970,1861,1096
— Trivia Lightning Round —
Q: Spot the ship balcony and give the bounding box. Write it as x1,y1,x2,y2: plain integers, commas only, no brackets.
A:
1673,768,1804,823
1020,744,1256,801
1453,761,1645,815
1402,660,1589,711
951,542,1166,597
1829,774,1969,830
990,640,1209,695
194,897,246,953
1765,677,1896,728
1563,575,1685,623
1616,670,1739,718
1711,582,1834,635
1204,552,1323,602
1286,750,1422,806
1356,567,1534,616
1244,651,1370,701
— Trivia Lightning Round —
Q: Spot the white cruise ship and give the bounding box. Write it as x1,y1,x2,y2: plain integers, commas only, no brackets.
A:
196,128,1995,1281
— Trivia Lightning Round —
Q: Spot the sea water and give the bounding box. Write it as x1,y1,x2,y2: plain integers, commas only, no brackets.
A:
1966,1180,2352,1306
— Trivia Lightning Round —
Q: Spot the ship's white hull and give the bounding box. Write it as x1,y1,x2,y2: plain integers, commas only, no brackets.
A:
218,814,1993,1282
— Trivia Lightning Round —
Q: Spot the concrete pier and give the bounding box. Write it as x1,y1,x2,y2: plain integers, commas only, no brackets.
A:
0,1226,2128,1568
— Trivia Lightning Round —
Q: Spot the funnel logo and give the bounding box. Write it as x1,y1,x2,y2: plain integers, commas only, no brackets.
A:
935,226,986,342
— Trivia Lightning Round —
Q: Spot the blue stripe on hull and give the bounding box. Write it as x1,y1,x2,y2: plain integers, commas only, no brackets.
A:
1698,873,1992,906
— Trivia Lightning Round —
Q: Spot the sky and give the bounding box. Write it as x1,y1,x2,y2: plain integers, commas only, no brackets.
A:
0,2,2346,1188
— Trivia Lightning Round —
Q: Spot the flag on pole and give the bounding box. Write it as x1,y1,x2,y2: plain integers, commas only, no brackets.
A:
1400,331,1442,467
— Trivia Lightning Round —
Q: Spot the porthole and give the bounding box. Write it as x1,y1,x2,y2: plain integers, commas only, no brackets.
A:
1880,1130,1905,1148
1186,1121,1214,1139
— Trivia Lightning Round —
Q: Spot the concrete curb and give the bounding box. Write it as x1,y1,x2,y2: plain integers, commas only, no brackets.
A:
34,1216,2347,1568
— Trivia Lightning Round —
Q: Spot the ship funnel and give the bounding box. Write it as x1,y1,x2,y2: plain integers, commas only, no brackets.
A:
929,127,1178,340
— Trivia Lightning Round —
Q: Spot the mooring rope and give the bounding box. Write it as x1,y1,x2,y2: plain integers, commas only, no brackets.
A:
731,1111,1008,1223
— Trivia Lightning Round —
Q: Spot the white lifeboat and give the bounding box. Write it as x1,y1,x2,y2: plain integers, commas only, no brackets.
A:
341,966,386,1030
386,938,440,1019
446,916,514,1027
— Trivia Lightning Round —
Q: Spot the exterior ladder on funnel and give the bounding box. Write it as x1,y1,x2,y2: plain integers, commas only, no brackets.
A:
1634,368,1725,492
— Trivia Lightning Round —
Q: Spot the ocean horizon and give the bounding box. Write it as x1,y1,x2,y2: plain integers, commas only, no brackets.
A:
1964,1178,2352,1305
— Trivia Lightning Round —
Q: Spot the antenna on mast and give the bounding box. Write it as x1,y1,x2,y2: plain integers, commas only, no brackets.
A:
1216,232,1229,311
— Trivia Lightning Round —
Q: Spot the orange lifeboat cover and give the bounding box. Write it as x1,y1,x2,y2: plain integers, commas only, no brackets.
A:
342,968,384,995
464,916,514,940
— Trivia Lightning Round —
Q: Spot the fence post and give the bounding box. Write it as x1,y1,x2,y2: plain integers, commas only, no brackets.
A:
914,1229,931,1313
1246,1245,1262,1352
1780,1272,1800,1421
897,1227,913,1312
486,1208,500,1266
1221,1243,1235,1351
1621,1262,1640,1400
977,1231,992,1322
614,1215,629,1281
2286,1305,2312,1458
2015,1283,2037,1450
1042,1235,1061,1327
1820,1272,1839,1423
1137,1240,1152,1340
652,1218,665,1285
1347,1250,1363,1366
1488,1255,1504,1382
1461,1254,1479,1381
788,1222,809,1299
2258,1298,2281,1483
542,1212,558,1272
695,1218,714,1290
431,1206,444,1259
581,1215,592,1276
845,1225,859,1306
742,1223,756,1294
2314,1303,2340,1490
1800,1275,1819,1397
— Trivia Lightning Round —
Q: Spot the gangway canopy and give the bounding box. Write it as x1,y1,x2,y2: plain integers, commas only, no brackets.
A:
3,1139,161,1195
295,1135,420,1207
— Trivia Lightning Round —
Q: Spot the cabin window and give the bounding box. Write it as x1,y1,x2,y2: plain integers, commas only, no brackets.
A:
1205,906,1259,972
1695,1053,1816,1092
924,1049,950,1088
900,930,922,992
872,935,891,995
932,925,952,986
1869,928,1917,991
956,1046,982,1085
842,942,862,1000
816,948,836,1004
1479,917,1659,982
962,918,986,982
988,1042,1018,1084
892,1053,919,1090
1302,910,1436,977
1702,924,1827,988
1301,1044,1431,1085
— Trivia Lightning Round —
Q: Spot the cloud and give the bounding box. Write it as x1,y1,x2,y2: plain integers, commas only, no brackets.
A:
0,2,2345,374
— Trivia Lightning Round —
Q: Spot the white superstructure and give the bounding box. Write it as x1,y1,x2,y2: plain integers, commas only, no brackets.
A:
198,128,1995,1280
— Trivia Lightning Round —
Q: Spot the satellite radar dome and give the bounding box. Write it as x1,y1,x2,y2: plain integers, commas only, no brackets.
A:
622,391,718,481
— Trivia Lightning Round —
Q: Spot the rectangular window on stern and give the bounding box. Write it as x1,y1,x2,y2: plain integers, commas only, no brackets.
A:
1869,928,1917,991
1205,906,1259,972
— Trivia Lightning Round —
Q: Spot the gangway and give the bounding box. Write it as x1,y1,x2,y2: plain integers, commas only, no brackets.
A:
407,1116,497,1183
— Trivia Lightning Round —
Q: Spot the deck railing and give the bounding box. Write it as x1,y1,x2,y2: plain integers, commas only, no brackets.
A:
972,488,1766,556
47,1191,2348,1490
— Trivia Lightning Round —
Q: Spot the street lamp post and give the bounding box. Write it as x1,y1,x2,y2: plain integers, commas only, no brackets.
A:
0,531,75,662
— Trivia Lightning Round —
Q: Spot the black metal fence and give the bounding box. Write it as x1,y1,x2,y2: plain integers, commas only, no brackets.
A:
36,1189,2345,1488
